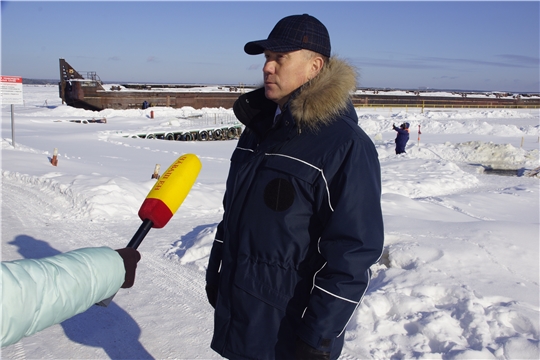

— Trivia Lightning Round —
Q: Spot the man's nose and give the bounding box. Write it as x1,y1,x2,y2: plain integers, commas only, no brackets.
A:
263,61,274,74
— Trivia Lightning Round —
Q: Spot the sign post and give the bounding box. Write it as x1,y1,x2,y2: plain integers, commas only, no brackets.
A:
1,76,24,147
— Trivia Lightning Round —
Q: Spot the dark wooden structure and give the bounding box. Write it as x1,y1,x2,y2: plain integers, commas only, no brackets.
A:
59,59,539,111
59,59,247,110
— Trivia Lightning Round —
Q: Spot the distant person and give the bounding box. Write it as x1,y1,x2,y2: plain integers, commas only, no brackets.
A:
1,247,141,347
142,100,149,109
393,122,410,154
205,14,384,360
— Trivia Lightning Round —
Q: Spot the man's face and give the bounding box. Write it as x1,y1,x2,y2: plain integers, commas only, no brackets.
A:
263,49,318,108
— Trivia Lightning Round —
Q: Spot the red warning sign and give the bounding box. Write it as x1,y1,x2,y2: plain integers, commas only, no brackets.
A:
1,76,24,105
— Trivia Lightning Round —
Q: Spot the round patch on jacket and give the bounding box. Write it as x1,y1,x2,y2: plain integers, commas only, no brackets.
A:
264,178,295,211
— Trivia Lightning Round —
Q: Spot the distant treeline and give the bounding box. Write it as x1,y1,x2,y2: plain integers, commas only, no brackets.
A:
23,78,58,85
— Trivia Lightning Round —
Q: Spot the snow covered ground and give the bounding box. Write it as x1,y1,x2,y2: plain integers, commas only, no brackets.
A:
2,85,539,359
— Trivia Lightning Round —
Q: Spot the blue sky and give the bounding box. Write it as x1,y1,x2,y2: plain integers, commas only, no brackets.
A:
1,1,539,92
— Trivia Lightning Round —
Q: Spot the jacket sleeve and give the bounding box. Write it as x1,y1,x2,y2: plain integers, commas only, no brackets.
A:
394,127,409,135
1,246,125,347
206,220,224,288
297,137,384,352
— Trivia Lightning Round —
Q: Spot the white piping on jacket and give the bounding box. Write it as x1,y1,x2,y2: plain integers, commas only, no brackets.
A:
264,153,334,212
336,275,371,337
212,239,224,272
236,147,254,153
313,285,358,305
302,238,373,338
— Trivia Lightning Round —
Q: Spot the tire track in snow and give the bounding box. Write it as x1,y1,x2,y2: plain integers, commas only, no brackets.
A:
417,196,494,221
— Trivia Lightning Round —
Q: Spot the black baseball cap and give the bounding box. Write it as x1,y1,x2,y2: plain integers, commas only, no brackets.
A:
244,14,331,58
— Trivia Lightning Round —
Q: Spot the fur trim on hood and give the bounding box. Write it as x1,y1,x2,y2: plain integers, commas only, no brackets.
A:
290,57,357,131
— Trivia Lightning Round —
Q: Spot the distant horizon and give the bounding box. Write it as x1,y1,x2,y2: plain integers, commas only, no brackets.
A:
23,77,540,95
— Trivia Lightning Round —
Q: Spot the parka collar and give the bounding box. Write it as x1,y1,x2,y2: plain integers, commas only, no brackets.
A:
290,57,357,131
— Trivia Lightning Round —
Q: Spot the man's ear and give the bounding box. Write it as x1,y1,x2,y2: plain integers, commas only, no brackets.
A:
310,56,324,78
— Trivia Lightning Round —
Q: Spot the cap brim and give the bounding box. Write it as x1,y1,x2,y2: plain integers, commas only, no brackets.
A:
244,39,303,55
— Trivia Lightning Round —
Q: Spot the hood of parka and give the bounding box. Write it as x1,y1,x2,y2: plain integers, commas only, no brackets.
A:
290,56,357,131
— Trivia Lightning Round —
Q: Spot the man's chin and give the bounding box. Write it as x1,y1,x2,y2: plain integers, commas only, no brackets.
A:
264,88,278,102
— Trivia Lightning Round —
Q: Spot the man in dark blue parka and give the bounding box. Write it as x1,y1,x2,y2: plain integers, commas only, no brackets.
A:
206,14,384,360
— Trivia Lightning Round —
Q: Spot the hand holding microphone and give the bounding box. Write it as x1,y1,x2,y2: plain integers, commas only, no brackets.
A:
97,154,202,306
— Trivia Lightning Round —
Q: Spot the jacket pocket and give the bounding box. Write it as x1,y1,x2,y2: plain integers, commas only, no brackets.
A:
264,154,320,185
234,256,300,312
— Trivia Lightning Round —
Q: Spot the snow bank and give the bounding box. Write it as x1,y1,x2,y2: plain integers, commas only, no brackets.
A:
2,167,149,220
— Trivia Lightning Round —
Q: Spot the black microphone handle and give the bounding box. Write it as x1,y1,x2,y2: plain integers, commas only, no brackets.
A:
127,218,154,249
